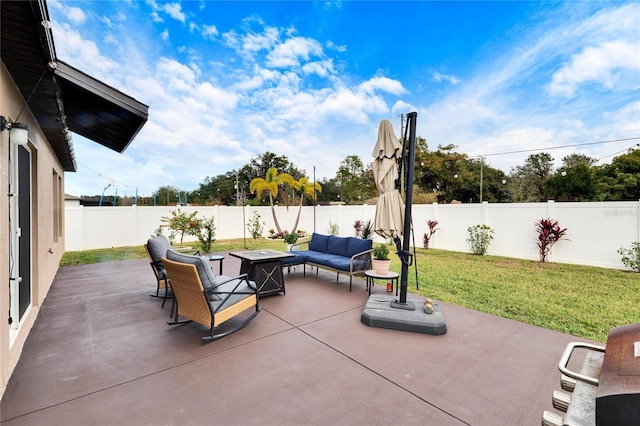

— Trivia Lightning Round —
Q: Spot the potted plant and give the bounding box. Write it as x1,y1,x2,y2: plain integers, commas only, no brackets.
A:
372,244,391,274
283,232,298,252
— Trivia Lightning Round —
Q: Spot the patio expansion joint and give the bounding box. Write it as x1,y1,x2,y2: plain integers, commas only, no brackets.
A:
264,305,471,426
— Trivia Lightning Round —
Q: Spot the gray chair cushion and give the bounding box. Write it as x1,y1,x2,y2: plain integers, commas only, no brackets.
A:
147,235,172,263
165,249,221,300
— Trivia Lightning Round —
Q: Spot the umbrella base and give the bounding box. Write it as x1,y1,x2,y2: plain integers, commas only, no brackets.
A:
361,295,447,335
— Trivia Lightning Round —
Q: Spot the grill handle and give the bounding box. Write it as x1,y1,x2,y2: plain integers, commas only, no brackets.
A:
558,342,606,386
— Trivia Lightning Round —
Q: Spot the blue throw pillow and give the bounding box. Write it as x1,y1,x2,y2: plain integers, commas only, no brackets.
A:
309,233,330,252
327,236,349,257
346,237,372,257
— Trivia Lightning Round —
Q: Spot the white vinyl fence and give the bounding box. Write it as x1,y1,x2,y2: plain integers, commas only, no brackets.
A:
65,200,640,271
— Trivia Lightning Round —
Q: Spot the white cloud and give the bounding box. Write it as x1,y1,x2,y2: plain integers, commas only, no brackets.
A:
163,3,186,23
301,60,335,77
202,24,219,39
326,40,347,53
51,23,119,81
267,37,324,68
358,77,406,96
161,29,169,41
431,71,460,85
549,40,640,96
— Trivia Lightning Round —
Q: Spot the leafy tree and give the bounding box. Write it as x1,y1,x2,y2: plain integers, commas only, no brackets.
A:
596,148,640,200
508,153,554,202
249,167,294,233
155,185,180,206
415,143,467,203
316,177,341,203
546,154,598,201
336,155,375,203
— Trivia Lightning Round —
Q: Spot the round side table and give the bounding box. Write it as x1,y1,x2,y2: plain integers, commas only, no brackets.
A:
364,270,399,296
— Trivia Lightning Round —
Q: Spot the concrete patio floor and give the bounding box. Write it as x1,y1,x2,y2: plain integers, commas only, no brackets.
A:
0,253,595,425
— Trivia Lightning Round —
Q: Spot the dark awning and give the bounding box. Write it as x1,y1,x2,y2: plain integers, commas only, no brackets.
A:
53,61,148,153
0,0,148,171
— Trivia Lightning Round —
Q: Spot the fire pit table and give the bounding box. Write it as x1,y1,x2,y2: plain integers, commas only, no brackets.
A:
229,250,294,297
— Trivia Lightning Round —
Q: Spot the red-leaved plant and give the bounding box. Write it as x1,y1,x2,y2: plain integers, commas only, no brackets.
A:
535,218,568,263
423,219,439,249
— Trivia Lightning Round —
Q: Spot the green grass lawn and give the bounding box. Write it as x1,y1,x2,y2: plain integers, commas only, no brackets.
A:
61,239,639,342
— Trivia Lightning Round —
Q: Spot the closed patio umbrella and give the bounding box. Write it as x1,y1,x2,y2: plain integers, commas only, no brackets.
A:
371,119,404,239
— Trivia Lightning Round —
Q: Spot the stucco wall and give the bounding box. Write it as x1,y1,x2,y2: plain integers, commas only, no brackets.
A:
0,62,65,399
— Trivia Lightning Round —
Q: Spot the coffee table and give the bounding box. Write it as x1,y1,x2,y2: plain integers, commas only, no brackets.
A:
229,250,294,297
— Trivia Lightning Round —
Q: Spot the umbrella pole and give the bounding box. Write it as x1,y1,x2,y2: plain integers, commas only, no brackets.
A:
391,111,417,309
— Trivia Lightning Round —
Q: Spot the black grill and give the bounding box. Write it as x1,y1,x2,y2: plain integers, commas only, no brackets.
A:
542,323,640,426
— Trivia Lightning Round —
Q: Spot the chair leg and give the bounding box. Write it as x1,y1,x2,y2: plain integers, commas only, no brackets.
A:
161,279,169,308
349,276,352,292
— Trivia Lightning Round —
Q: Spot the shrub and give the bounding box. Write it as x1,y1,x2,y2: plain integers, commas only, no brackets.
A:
535,218,568,263
246,211,265,249
373,244,390,260
160,209,200,245
327,221,339,236
283,232,298,244
197,216,216,253
617,242,640,272
467,224,494,255
423,219,439,249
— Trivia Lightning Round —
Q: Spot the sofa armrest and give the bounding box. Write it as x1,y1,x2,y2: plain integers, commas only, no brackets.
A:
349,249,373,274
291,240,310,250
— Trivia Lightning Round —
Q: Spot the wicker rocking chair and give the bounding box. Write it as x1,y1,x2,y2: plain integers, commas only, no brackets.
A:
162,251,261,343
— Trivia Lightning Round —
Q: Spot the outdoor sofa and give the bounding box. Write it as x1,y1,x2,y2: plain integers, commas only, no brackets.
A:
282,233,373,291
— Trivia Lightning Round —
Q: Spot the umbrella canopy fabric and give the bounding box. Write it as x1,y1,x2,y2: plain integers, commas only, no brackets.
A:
371,120,405,239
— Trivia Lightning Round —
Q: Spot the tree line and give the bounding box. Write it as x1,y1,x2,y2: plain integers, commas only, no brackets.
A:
122,142,639,207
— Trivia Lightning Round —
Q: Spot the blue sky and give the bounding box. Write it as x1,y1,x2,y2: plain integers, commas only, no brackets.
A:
48,1,640,198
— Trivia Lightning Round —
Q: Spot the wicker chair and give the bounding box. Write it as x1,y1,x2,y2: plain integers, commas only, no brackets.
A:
162,250,261,343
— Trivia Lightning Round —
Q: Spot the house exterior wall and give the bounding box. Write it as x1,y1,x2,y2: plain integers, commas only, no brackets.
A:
0,62,66,399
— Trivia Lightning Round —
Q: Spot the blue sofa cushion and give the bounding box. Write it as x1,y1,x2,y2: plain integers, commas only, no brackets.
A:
346,238,372,257
309,233,330,252
282,253,305,266
306,253,351,271
327,236,349,257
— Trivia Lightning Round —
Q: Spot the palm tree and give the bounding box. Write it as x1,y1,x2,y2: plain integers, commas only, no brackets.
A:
290,177,322,233
249,167,294,233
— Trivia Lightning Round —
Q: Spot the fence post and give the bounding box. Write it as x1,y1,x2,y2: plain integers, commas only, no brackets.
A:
481,201,489,225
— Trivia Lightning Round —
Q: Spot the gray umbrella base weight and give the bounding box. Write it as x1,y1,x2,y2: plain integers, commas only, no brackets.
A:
361,295,447,335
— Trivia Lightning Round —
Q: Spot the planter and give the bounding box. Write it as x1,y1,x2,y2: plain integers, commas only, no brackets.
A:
286,244,294,252
372,259,391,274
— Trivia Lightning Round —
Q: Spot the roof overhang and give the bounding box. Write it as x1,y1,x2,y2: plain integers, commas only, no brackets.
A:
53,61,148,153
0,0,148,171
